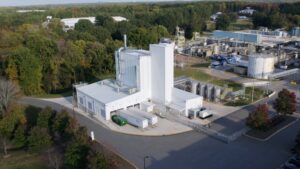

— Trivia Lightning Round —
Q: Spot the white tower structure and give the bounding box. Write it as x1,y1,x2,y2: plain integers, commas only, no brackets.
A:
150,43,174,104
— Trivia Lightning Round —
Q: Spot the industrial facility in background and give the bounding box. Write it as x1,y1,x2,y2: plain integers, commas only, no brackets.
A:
176,24,300,80
73,35,203,123
46,16,128,32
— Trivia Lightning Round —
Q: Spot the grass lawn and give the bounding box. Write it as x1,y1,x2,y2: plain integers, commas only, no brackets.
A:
229,19,253,31
225,87,265,106
174,67,242,90
0,150,46,169
191,62,211,68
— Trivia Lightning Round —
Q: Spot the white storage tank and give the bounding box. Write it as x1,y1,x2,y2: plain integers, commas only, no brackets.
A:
205,85,213,101
213,87,221,102
248,54,275,79
199,83,206,97
191,81,198,94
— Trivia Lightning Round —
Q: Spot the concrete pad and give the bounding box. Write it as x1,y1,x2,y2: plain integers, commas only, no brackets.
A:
187,101,241,125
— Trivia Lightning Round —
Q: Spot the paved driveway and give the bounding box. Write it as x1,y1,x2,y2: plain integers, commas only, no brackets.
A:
20,97,299,169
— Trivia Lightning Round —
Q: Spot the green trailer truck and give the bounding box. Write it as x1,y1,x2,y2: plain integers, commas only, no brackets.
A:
111,115,128,126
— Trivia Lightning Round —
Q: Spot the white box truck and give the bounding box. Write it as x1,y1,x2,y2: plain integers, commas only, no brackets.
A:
129,108,158,125
118,110,148,129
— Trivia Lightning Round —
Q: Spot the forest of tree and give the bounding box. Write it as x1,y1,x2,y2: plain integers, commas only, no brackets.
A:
0,1,299,95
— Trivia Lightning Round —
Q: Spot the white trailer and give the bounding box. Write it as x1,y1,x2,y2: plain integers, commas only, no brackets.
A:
117,110,148,129
129,108,158,125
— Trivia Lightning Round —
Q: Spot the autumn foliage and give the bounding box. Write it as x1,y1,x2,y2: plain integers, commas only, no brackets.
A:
274,88,297,115
246,104,269,129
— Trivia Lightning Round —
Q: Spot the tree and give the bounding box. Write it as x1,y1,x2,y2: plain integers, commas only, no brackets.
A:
12,125,26,148
28,127,52,152
53,110,77,142
94,27,112,43
75,19,94,33
246,104,269,129
10,47,42,95
63,141,90,169
73,126,90,144
36,107,53,129
61,41,85,83
95,15,114,27
0,78,21,118
0,106,24,156
184,24,194,39
274,88,296,115
87,151,108,169
216,14,231,30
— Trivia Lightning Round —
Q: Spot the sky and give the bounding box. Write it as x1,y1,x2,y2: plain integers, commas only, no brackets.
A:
0,0,181,7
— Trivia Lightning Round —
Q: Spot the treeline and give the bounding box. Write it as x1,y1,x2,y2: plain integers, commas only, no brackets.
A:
0,22,121,95
0,2,299,95
0,105,115,169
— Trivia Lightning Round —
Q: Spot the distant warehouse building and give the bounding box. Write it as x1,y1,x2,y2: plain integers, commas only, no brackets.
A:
60,16,127,32
61,17,96,32
212,30,262,43
75,39,203,121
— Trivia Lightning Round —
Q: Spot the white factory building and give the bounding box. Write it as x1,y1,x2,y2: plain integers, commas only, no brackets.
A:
75,40,203,121
61,17,96,31
60,16,128,32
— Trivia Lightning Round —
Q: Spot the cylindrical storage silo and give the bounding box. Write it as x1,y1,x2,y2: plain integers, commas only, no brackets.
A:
262,56,275,79
248,55,264,79
247,54,274,79
248,54,275,79
214,87,221,102
205,85,213,101
191,81,198,94
185,81,192,92
199,83,206,97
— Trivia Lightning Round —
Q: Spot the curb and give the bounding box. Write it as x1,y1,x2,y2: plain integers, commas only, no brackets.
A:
244,118,299,142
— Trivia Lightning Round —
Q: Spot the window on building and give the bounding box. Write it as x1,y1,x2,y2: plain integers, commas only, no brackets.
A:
79,97,83,104
88,102,92,110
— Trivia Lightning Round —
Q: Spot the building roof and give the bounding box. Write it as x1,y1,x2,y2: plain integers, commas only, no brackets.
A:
172,88,201,106
112,16,128,22
122,49,150,57
76,80,130,104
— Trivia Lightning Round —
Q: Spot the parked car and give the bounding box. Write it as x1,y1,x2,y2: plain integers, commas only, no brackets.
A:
198,108,213,119
111,115,127,126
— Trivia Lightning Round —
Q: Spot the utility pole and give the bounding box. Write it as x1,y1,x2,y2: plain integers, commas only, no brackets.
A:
251,78,254,103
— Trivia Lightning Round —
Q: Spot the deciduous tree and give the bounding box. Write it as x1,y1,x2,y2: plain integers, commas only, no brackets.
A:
28,126,52,152
246,104,269,129
274,88,296,115
0,78,21,118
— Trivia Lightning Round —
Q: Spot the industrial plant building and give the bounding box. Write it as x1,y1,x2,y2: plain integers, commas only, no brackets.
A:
75,39,203,121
